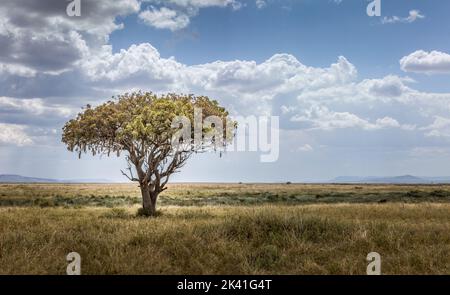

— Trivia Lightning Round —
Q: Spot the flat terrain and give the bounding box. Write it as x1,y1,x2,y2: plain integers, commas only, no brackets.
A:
0,183,449,274
2,182,450,207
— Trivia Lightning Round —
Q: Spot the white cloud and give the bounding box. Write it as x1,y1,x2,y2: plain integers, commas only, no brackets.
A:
362,75,412,98
382,10,425,24
0,63,37,78
0,97,73,118
0,0,140,76
291,105,412,131
422,116,450,137
80,43,185,87
148,0,241,9
297,144,313,152
256,0,266,9
139,7,190,31
374,117,400,128
78,44,361,117
400,50,450,74
81,45,356,90
0,124,33,146
140,0,242,31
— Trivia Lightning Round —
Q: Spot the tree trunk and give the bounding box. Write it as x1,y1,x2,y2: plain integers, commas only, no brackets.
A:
140,185,156,216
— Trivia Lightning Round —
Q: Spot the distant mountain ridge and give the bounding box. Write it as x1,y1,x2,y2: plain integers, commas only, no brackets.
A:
0,174,113,183
2,174,450,184
331,175,450,184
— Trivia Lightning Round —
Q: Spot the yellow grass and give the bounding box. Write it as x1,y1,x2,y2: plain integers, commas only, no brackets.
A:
0,197,449,274
1,183,450,207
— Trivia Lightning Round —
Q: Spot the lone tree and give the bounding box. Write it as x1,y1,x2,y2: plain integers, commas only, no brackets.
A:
62,92,235,216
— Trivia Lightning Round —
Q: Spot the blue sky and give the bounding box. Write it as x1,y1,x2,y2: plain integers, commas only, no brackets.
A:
1,0,450,182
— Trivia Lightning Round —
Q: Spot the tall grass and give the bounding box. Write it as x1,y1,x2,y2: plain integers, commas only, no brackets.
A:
0,204,448,274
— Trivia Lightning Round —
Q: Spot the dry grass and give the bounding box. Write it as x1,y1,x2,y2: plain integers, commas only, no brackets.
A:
1,183,450,207
0,201,449,274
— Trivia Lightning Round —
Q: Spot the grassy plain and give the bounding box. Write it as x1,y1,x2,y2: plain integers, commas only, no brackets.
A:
0,183,449,274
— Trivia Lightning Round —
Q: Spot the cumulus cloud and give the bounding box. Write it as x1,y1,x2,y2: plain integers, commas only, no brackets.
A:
0,97,74,126
78,44,361,117
256,0,267,9
422,116,450,137
80,44,356,92
0,123,33,146
0,0,140,76
291,105,411,131
0,63,37,78
400,50,450,74
139,7,191,31
3,32,448,143
139,0,242,31
363,75,411,98
147,0,241,9
80,43,185,85
382,10,425,24
0,97,72,116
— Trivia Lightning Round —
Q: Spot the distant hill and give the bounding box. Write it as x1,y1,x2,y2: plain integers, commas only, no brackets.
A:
0,174,113,183
0,174,59,183
330,175,450,184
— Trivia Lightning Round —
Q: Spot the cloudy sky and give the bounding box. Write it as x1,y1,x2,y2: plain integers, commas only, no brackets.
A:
1,0,450,182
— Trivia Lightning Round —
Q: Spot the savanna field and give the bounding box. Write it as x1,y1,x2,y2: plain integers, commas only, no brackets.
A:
0,183,449,274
